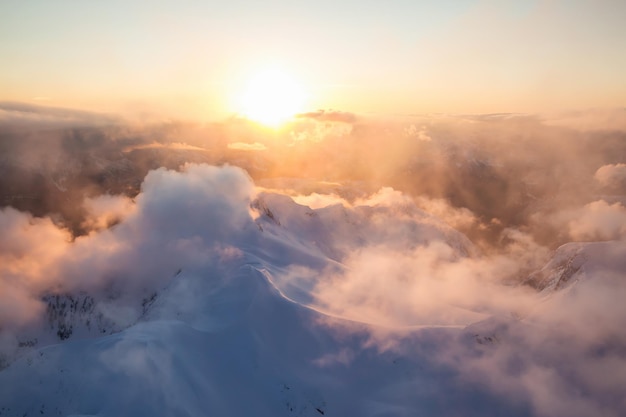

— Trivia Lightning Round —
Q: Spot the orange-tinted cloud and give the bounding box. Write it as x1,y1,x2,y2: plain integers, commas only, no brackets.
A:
296,110,357,124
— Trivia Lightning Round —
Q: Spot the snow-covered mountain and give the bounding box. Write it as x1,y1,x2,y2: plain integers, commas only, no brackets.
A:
526,240,626,292
1,163,625,417
0,188,495,417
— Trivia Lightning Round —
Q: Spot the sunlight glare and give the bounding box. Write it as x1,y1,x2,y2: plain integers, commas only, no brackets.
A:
236,67,307,127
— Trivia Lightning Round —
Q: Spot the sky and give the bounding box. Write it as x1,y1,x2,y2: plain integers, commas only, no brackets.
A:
1,0,625,119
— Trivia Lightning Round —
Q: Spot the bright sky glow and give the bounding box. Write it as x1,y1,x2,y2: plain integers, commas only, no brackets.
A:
0,0,625,119
235,67,307,126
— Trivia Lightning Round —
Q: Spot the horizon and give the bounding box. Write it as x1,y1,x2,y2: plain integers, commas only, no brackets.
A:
2,1,626,121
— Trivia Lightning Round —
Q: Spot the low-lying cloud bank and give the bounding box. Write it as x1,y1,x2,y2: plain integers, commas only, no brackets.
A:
0,104,625,415
2,102,626,250
449,250,626,417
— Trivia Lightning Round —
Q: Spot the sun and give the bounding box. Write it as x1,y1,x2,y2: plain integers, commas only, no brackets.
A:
235,67,307,127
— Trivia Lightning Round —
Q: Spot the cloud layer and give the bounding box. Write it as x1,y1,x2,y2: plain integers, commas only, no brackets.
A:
1,105,625,415
0,164,257,355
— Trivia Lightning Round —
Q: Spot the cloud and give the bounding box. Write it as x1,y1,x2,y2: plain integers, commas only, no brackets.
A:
59,164,256,297
303,214,626,416
443,249,626,417
595,163,626,189
0,208,71,329
258,184,626,417
288,188,485,250
288,118,353,143
542,108,626,132
122,142,208,152
296,109,357,124
265,187,547,330
414,196,478,230
309,233,544,329
291,192,348,209
227,141,268,151
3,101,625,253
353,187,413,208
547,200,626,241
0,101,120,127
404,124,432,141
81,194,136,231
568,201,626,241
0,164,258,357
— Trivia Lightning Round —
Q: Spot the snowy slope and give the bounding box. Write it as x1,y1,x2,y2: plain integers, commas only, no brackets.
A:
0,253,519,417
526,240,626,292
0,184,518,417
1,165,625,417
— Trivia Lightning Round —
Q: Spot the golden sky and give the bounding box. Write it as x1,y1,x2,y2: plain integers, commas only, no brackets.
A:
1,0,625,120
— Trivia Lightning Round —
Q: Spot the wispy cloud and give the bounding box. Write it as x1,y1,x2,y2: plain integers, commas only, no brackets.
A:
296,109,357,124
227,141,268,151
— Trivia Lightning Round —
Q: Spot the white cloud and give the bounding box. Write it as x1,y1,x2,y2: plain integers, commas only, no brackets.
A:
291,192,348,209
310,239,541,329
0,164,258,348
0,208,70,328
353,187,413,208
548,200,626,241
595,163,626,188
82,194,136,231
404,124,432,141
227,142,267,151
